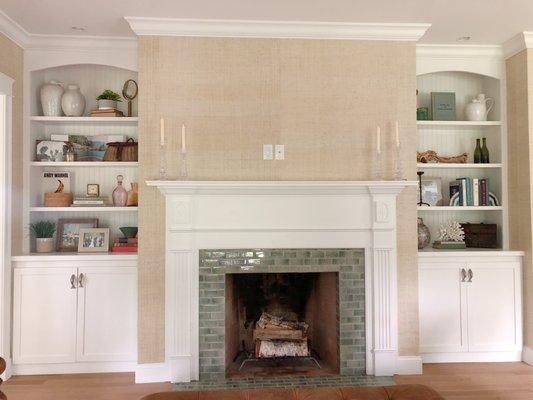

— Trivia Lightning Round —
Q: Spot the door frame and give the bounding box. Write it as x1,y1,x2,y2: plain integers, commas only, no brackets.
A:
0,71,14,380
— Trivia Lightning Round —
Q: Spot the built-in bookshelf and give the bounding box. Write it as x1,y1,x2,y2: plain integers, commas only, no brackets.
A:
24,64,139,253
416,70,507,251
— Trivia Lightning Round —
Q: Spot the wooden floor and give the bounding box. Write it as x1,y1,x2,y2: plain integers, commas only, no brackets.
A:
2,363,533,400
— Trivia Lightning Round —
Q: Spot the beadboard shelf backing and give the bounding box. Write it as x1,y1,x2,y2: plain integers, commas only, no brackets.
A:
416,69,507,251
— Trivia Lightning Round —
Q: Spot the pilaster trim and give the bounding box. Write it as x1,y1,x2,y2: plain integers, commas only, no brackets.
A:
125,17,430,41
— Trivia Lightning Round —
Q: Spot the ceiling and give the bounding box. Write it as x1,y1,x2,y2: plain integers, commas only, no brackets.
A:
1,0,532,44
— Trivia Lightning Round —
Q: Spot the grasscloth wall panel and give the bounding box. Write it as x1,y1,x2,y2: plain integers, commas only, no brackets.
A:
0,33,23,255
138,36,418,363
507,50,533,347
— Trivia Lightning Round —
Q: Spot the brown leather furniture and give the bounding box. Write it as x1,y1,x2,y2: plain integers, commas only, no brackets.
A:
141,384,443,400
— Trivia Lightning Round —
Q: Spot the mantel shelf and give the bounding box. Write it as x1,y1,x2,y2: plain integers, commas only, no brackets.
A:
418,206,503,211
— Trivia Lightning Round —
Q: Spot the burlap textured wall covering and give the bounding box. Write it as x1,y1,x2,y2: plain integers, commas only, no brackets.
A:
138,36,418,362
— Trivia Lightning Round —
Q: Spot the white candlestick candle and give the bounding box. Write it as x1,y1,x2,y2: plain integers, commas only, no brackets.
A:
376,126,381,154
181,124,186,153
395,120,400,147
160,118,165,146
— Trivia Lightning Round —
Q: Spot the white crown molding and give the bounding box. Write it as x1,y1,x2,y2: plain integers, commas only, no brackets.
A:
125,17,430,41
0,8,30,48
503,32,533,59
416,44,503,59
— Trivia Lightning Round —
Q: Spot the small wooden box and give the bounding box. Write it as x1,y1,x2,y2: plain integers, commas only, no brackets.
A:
461,223,498,248
44,192,73,207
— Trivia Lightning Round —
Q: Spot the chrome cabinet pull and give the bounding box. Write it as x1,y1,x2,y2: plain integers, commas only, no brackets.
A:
70,274,77,289
467,269,473,283
460,268,467,282
78,273,84,288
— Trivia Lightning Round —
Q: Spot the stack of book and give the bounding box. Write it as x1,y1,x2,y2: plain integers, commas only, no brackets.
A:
90,109,124,118
112,237,137,253
449,177,490,206
71,196,108,207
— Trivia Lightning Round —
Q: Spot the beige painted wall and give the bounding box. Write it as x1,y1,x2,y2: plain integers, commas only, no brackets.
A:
507,49,533,347
138,36,419,363
0,33,23,255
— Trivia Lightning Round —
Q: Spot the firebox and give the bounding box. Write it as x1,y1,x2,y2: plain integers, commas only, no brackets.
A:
225,272,339,377
198,248,366,381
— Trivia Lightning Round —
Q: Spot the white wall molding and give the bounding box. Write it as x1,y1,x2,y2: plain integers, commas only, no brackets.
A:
135,363,171,383
502,32,533,59
144,180,416,383
396,356,423,375
0,9,28,48
523,346,533,366
125,17,430,41
416,44,504,79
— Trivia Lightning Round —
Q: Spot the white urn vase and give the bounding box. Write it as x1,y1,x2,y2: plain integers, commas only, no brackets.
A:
40,80,64,116
465,94,494,121
61,84,86,117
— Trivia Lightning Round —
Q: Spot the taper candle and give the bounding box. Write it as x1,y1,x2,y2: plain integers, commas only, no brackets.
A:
376,126,381,154
160,118,165,146
395,121,400,147
181,124,186,153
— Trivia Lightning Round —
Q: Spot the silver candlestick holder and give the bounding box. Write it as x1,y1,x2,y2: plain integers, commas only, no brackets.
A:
159,142,167,180
394,144,404,181
180,151,188,179
373,151,383,181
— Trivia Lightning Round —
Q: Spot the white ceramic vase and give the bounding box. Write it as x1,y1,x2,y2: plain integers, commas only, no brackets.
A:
40,80,64,116
465,94,494,121
36,238,55,253
61,84,86,117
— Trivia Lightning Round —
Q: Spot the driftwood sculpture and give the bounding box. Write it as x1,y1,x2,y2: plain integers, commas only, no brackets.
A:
417,150,468,164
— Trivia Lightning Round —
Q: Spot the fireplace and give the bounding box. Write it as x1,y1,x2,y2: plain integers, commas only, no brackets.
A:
199,248,365,381
144,180,414,383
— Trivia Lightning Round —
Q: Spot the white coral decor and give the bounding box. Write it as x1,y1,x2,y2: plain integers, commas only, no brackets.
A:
438,221,465,243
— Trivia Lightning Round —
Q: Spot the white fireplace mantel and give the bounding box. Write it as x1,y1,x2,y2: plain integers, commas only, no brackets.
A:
137,180,417,383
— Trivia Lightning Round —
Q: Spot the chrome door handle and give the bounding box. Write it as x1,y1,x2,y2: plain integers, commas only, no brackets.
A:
467,269,473,283
460,268,467,282
70,274,77,289
78,273,84,288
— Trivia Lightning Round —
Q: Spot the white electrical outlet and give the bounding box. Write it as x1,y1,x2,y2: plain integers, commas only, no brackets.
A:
275,144,285,160
263,144,273,160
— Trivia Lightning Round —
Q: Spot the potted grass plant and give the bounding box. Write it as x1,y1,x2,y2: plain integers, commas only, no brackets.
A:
96,89,122,110
30,220,56,253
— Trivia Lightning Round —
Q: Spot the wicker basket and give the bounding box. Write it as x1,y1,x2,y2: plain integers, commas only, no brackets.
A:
104,138,138,162
44,192,73,207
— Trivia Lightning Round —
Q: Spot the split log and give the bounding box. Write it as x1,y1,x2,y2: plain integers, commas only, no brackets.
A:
253,327,304,341
255,339,310,358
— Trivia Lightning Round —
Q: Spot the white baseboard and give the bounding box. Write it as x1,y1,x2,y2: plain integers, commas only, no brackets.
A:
135,362,171,383
522,346,533,365
12,361,136,376
396,356,423,375
421,350,522,363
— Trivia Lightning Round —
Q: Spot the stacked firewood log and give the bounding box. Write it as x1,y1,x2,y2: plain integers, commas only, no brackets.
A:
253,312,310,358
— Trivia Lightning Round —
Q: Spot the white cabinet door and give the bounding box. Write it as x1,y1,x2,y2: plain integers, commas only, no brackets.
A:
76,267,137,362
419,262,467,353
466,262,521,352
13,267,78,364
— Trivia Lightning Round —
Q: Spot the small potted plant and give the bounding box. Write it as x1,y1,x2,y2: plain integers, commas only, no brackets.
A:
30,220,56,253
96,89,122,110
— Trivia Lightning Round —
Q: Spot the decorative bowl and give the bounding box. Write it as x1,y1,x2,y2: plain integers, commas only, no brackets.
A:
119,226,138,238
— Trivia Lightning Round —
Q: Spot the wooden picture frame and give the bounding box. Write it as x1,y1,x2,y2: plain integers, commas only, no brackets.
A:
56,218,98,252
78,228,110,253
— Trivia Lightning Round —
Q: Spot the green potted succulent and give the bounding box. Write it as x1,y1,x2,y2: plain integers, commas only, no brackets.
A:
30,220,56,253
96,89,122,110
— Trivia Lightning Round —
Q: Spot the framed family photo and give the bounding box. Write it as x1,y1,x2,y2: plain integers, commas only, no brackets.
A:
56,218,98,252
78,228,110,253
